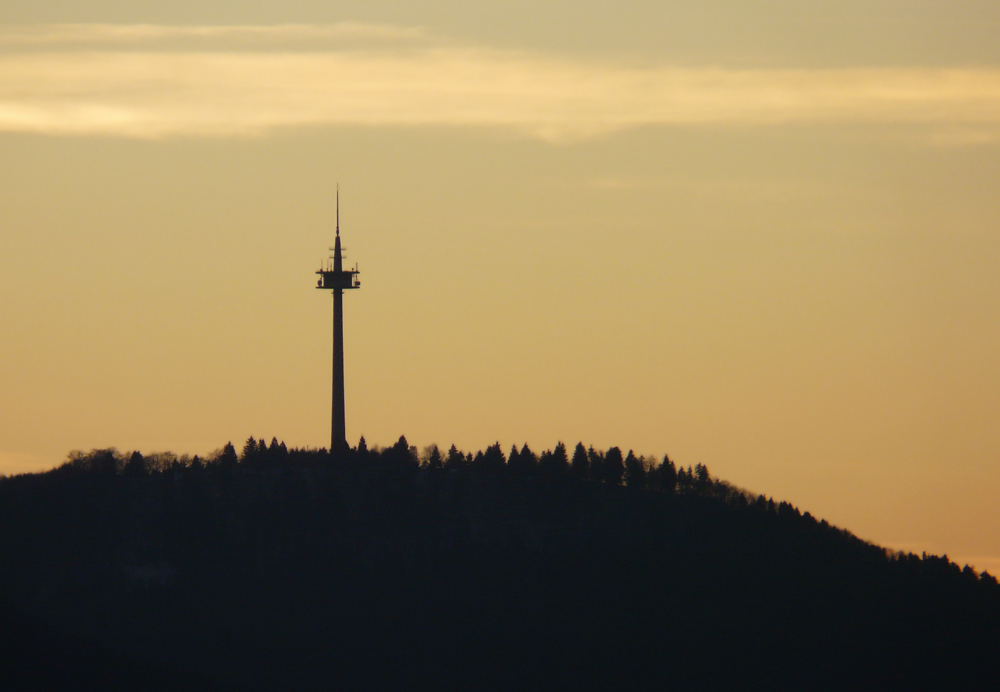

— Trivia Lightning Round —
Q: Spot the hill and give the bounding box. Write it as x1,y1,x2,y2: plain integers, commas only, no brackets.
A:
1,439,998,691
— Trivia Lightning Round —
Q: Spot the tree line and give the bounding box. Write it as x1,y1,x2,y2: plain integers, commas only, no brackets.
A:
45,435,1000,589
59,435,707,494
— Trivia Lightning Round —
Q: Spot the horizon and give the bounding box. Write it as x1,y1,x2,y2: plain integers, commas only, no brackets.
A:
2,2,1000,577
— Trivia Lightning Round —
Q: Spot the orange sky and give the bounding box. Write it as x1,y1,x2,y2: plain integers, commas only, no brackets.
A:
2,2,1000,574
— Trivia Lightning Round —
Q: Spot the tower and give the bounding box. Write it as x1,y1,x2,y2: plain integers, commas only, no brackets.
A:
316,188,361,451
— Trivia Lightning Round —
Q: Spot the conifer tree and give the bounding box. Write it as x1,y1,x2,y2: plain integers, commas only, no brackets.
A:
268,437,282,463
480,443,506,473
508,445,521,468
656,454,677,493
694,463,711,493
445,444,465,469
389,435,416,467
219,442,238,469
624,450,646,489
510,443,536,475
539,442,569,478
519,444,537,470
553,442,569,472
124,450,146,476
570,442,588,479
241,437,257,464
587,445,604,482
425,444,443,470
604,447,625,485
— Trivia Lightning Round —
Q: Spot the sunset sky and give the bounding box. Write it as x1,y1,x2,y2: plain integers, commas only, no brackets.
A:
2,2,999,573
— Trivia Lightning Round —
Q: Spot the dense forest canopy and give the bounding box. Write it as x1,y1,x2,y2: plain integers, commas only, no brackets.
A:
2,436,999,691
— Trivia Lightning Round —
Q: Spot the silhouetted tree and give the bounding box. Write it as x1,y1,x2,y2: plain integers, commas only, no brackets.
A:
587,446,604,482
92,449,118,475
509,443,537,476
124,451,147,476
424,444,443,470
570,442,589,479
142,452,176,473
539,442,569,479
603,447,624,486
478,443,506,473
508,445,521,469
694,463,711,494
654,454,677,493
268,437,286,464
241,437,258,465
218,442,238,470
624,450,646,489
445,444,465,470
386,435,418,467
355,436,370,464
677,466,692,493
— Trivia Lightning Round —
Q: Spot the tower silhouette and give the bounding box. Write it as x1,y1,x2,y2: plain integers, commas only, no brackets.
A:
316,188,361,451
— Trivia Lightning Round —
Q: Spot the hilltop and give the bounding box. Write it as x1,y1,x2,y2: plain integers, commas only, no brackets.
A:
1,438,998,691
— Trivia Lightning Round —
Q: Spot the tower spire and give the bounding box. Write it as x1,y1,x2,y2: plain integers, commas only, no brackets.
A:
336,184,340,237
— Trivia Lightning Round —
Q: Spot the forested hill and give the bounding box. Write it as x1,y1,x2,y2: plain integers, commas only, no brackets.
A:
2,438,999,691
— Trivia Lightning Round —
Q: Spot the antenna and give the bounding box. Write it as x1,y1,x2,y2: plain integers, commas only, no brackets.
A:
336,184,340,237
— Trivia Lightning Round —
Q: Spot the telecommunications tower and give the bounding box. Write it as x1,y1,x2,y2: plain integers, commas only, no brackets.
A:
316,188,361,451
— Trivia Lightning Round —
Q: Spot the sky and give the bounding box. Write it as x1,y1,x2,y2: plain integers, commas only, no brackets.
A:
2,1,1000,573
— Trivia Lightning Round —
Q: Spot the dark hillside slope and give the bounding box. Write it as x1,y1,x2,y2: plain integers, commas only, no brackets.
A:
1,445,998,691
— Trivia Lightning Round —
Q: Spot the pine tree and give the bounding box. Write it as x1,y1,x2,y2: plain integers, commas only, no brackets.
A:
508,445,521,469
445,444,465,469
219,442,238,470
624,450,646,489
510,443,536,475
124,451,146,476
388,435,416,467
480,443,506,473
587,445,604,482
241,437,257,464
604,447,625,486
656,454,677,493
570,442,589,479
426,444,443,470
540,442,569,478
694,463,711,493
268,437,282,464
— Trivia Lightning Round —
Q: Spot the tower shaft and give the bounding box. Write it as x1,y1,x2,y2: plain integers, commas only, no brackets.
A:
332,287,346,449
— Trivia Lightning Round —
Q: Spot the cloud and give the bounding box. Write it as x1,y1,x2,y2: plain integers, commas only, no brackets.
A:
1,24,1000,142
0,22,426,47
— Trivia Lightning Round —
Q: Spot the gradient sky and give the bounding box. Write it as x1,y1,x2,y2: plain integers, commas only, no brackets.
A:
2,1,999,573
